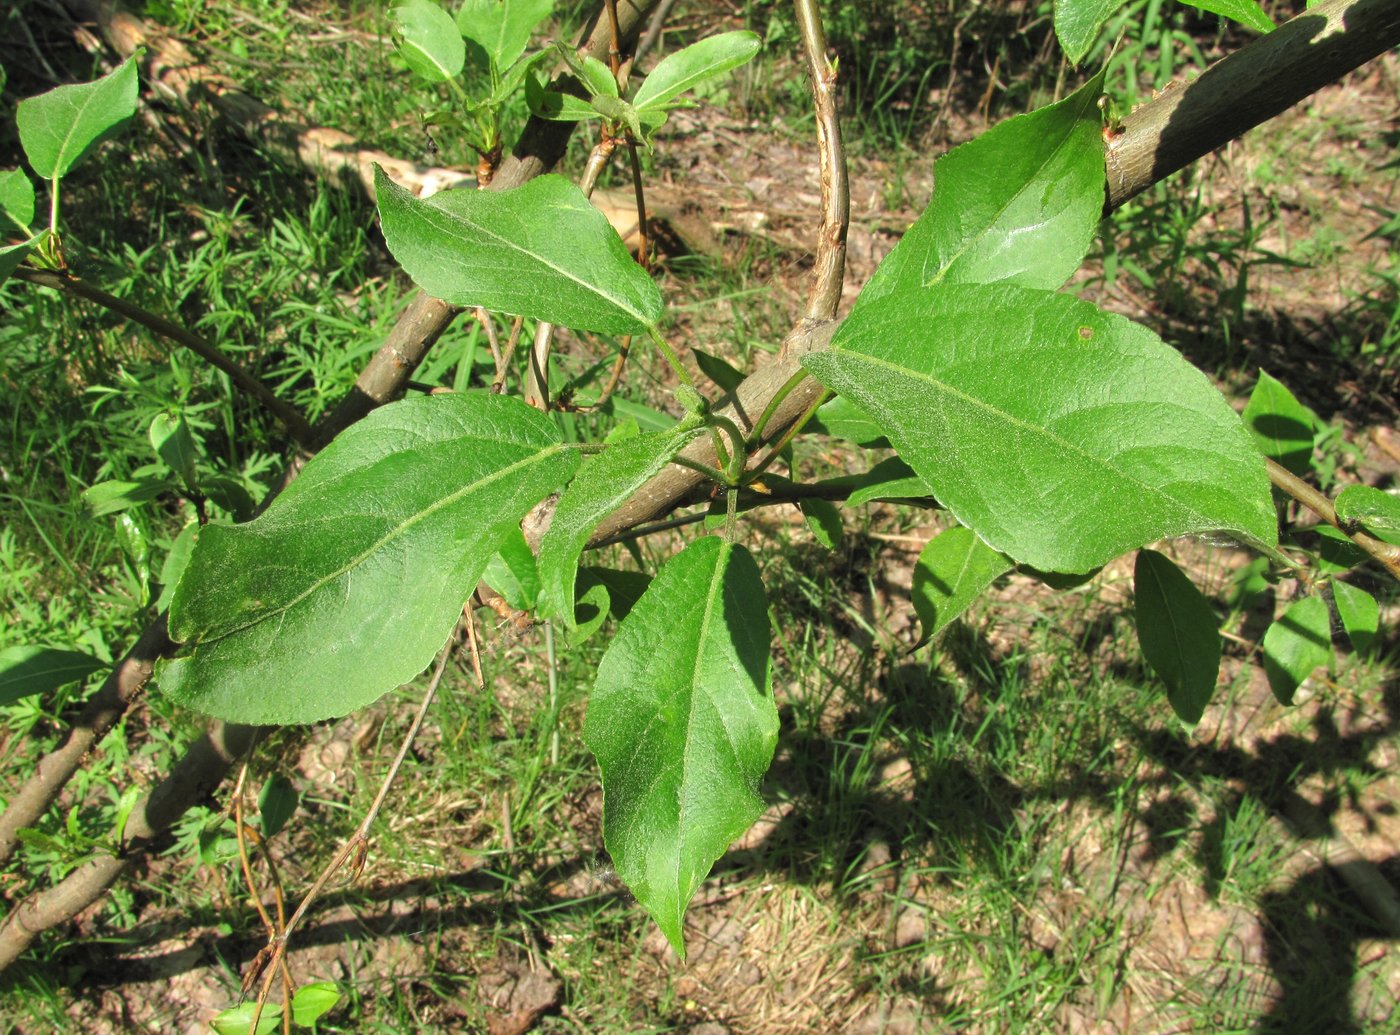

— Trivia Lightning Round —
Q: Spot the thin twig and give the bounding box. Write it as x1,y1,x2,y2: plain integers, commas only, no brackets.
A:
13,268,314,447
250,640,456,1028
634,0,680,63
476,307,504,374
792,0,849,323
493,315,526,394
1265,458,1400,582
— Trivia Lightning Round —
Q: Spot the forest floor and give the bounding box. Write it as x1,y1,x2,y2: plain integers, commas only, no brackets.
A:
2,1,1399,1033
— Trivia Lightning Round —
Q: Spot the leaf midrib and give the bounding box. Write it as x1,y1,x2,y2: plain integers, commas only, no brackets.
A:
194,443,566,647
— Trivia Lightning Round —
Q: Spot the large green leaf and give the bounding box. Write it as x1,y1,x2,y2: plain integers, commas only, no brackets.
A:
0,646,105,706
457,0,553,71
1241,369,1315,476
911,525,1011,648
537,427,701,625
376,168,661,335
803,284,1276,573
392,0,466,82
1133,549,1221,724
1177,0,1275,33
1054,0,1129,63
855,72,1105,312
633,31,762,113
1261,594,1331,704
160,393,578,724
585,536,777,958
16,52,139,180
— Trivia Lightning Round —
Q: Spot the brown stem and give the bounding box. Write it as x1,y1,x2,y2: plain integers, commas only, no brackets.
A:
13,268,313,447
792,0,849,323
1265,459,1400,582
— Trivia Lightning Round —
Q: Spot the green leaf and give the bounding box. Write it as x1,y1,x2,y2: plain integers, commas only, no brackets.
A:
376,168,661,335
1133,549,1221,724
0,169,35,234
633,31,762,113
257,774,299,840
843,456,933,508
148,412,199,485
585,536,777,958
211,1002,282,1035
1335,485,1400,545
537,428,701,624
1054,0,1129,63
803,284,1276,573
1241,370,1315,476
457,0,553,71
806,395,888,448
692,348,746,394
81,477,172,517
1176,0,1275,33
483,525,540,610
855,72,1105,312
525,70,602,122
155,520,199,612
1330,580,1377,655
911,525,1011,648
159,393,578,725
575,54,619,99
799,497,843,549
0,646,105,706
16,52,140,180
1313,524,1366,573
290,982,342,1027
1261,594,1331,704
0,235,39,285
392,0,466,82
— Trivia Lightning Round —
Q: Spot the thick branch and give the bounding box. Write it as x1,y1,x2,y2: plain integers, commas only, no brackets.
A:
1106,0,1400,209
793,0,849,322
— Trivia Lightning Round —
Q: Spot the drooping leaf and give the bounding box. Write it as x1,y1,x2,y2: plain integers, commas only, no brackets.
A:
1054,0,1129,63
525,68,600,122
537,427,701,624
577,566,651,620
155,520,199,612
392,0,466,82
803,284,1277,573
376,168,662,335
1334,485,1400,545
1133,549,1221,724
1261,594,1331,704
1313,524,1367,573
1176,0,1275,34
633,31,762,113
148,412,199,485
81,477,173,517
483,525,540,610
160,393,578,725
1241,369,1315,476
692,348,747,394
290,983,342,1028
1330,580,1378,655
0,169,35,233
211,1002,281,1035
586,536,777,958
855,71,1105,311
843,456,934,508
0,646,105,706
0,235,39,284
257,773,299,840
799,497,843,549
457,0,553,71
911,524,1011,648
16,52,140,180
806,394,888,448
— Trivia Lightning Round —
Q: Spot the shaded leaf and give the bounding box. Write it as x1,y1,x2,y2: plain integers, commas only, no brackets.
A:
257,774,299,840
457,0,553,71
537,428,700,624
392,0,466,82
1177,0,1275,33
911,524,1011,648
82,477,172,517
633,31,762,113
160,393,578,725
1313,524,1366,573
148,412,199,485
16,52,139,180
1330,580,1378,655
1335,485,1400,545
484,525,540,610
803,284,1276,573
799,497,843,549
586,537,777,958
806,394,888,448
0,235,39,285
856,72,1105,311
0,646,105,706
1133,549,1221,724
692,348,746,394
154,520,199,612
376,167,661,335
1261,594,1331,704
1241,369,1314,476
843,456,933,508
0,169,35,233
